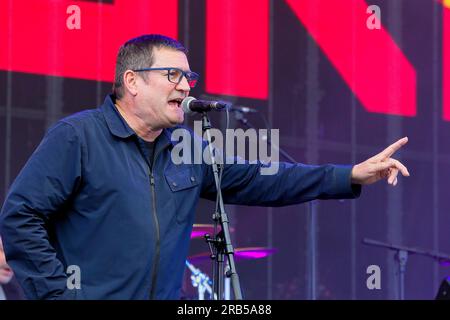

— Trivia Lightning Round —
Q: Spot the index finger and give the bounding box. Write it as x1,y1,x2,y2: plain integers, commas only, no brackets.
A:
376,137,408,160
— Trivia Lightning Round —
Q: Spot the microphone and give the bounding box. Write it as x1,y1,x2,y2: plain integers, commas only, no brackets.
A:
181,96,230,114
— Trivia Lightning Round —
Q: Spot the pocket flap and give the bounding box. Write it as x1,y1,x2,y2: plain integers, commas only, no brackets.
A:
165,167,199,192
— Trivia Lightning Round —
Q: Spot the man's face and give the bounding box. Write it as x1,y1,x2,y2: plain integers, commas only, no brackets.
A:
134,47,191,129
0,239,13,285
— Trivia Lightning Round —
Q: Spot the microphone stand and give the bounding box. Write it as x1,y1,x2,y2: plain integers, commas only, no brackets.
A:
362,238,450,300
185,260,215,300
201,112,243,300
231,110,318,300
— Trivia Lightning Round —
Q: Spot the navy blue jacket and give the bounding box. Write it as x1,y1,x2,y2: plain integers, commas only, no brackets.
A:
0,95,360,300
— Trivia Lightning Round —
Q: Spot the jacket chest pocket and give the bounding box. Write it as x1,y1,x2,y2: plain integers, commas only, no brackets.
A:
164,166,199,223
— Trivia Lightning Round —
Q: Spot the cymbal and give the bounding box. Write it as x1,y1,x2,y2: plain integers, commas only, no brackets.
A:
190,224,235,239
188,247,276,263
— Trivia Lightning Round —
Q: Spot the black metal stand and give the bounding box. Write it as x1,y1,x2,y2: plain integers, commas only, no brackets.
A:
363,237,450,300
201,112,243,300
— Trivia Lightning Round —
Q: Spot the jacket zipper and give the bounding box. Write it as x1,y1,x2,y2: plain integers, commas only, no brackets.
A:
148,152,161,300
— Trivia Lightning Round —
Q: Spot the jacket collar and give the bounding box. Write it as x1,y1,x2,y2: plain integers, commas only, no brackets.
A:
101,94,176,149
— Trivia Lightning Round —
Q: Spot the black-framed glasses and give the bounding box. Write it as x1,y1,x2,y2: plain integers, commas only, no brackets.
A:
132,67,199,88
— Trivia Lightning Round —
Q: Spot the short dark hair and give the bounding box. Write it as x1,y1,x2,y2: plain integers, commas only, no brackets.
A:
112,34,187,99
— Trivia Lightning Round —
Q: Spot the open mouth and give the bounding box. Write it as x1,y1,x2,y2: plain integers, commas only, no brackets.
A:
168,98,183,108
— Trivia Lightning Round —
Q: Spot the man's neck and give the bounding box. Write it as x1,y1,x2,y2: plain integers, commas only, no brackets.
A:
114,100,162,142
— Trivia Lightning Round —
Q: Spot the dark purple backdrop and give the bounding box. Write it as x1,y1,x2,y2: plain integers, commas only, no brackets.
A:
1,0,449,299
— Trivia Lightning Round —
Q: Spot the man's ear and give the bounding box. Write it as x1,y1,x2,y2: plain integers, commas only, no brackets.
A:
123,70,138,96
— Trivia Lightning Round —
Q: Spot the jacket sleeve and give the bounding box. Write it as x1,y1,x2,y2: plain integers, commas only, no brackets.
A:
0,121,82,299
200,161,361,206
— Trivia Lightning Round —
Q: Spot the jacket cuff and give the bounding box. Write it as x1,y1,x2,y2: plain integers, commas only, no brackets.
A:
334,165,362,198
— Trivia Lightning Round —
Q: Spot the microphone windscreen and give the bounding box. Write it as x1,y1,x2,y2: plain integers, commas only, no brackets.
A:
181,96,196,114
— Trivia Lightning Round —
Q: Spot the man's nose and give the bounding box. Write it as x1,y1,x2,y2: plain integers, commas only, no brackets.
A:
176,76,191,92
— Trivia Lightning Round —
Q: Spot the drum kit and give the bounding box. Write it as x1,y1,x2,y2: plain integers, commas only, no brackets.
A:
185,224,276,300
